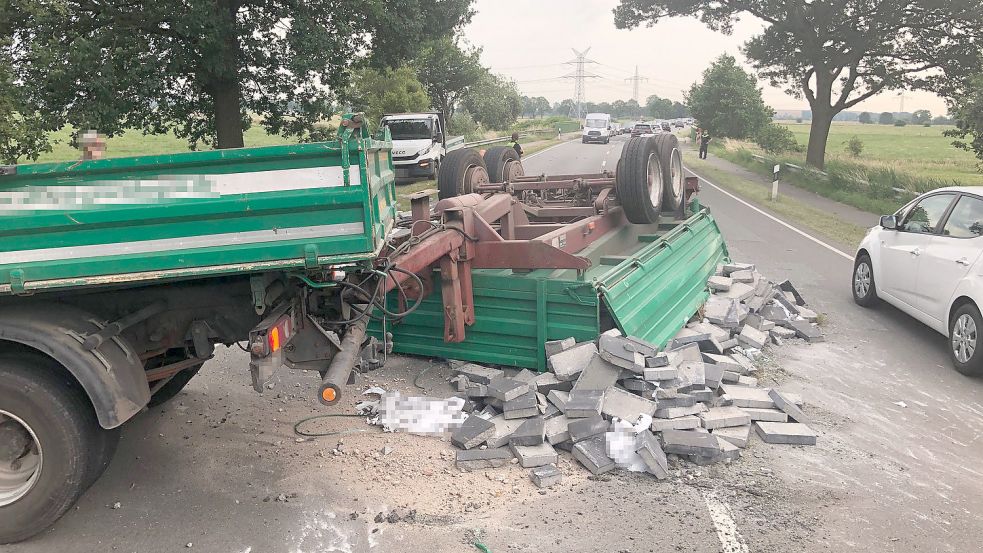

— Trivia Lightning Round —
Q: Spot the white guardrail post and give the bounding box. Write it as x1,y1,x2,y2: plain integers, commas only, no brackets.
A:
771,164,781,201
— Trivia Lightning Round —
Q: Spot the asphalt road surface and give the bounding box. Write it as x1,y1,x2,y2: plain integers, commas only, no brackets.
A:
9,136,983,553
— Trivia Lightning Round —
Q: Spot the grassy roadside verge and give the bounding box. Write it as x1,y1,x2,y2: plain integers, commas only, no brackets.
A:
685,154,869,250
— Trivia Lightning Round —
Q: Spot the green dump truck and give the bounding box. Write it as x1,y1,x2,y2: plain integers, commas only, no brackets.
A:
0,115,725,543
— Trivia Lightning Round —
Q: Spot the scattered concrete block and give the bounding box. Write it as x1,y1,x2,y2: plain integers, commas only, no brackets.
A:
770,326,796,340
746,296,767,313
654,389,696,408
730,269,754,283
755,422,817,445
547,390,569,413
598,334,657,372
488,377,532,402
723,262,754,275
797,307,818,322
453,363,504,385
654,403,707,419
725,282,755,301
553,439,574,452
753,278,773,297
676,361,706,391
455,448,513,470
716,438,742,461
738,325,768,350
534,371,573,394
736,375,758,387
741,407,788,422
773,290,801,315
565,389,604,418
503,391,538,419
602,386,658,421
712,425,751,448
721,370,740,384
645,352,669,368
703,363,724,390
451,415,497,449
620,377,657,393
689,387,715,403
513,369,538,383
510,442,558,468
465,383,489,398
729,352,755,374
777,279,806,306
760,303,793,326
572,435,615,475
545,337,576,357
698,406,752,429
769,389,810,424
549,342,597,381
530,465,562,488
790,320,824,342
660,429,721,457
651,415,701,431
705,296,748,329
708,275,732,291
720,385,774,409
635,430,669,479
572,354,623,391
544,414,571,445
509,416,546,446
745,313,775,331
673,327,710,347
719,338,739,350
567,416,609,442
484,415,526,448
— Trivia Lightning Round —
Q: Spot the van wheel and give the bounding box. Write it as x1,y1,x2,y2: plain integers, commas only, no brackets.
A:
654,134,684,211
0,356,103,544
437,148,489,199
483,146,523,183
950,303,983,376
616,137,663,224
852,254,879,307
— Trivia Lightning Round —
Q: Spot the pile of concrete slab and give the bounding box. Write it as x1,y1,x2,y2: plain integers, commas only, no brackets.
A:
440,262,821,485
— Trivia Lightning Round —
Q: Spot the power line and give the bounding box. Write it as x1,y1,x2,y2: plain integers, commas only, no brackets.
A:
562,48,599,119
624,65,648,104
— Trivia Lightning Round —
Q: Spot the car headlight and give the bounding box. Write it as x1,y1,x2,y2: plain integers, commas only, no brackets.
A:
417,145,432,156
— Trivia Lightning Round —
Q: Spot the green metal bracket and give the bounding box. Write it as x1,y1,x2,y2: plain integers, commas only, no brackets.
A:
304,244,319,269
9,269,25,295
250,275,267,314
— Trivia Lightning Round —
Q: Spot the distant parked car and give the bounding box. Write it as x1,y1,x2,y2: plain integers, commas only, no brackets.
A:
674,120,685,128
661,122,672,132
853,188,983,374
631,123,654,137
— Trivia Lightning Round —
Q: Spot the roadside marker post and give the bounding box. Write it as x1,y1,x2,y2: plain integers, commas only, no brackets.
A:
771,164,781,201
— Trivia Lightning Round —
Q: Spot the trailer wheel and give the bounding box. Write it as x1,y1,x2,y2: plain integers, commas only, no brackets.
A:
654,134,684,211
0,356,103,544
438,148,490,199
616,137,663,224
483,146,523,183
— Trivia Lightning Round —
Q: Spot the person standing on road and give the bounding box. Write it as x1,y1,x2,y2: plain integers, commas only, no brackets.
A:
510,132,523,158
699,131,711,159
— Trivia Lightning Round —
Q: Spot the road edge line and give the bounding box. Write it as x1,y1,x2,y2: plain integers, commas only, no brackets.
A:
702,490,750,553
686,168,855,261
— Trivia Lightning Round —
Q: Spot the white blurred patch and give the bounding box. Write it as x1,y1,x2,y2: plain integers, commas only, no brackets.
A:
375,392,467,435
605,414,653,472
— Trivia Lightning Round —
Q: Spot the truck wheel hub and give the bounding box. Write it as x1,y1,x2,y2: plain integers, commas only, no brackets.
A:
0,411,43,507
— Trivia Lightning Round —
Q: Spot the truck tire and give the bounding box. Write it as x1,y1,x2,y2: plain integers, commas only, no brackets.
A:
654,134,684,211
0,356,103,544
437,148,490,200
615,137,663,224
483,146,523,183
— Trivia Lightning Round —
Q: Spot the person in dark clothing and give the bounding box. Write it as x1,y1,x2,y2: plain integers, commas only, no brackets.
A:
699,132,711,159
510,132,523,158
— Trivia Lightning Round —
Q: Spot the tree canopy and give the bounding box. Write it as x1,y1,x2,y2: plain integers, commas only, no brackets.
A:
348,67,431,127
614,0,983,169
4,0,474,153
462,74,521,129
414,37,485,119
686,55,773,139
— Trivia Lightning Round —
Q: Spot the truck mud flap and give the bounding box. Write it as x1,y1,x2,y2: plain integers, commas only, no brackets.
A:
594,209,728,348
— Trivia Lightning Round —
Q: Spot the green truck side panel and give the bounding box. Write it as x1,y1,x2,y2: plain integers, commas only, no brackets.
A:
0,126,397,293
370,209,728,370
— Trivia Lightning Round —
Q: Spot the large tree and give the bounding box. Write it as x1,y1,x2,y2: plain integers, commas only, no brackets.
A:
0,39,50,163
347,67,431,127
414,37,484,118
462,74,521,130
614,0,983,169
5,0,473,152
686,55,773,139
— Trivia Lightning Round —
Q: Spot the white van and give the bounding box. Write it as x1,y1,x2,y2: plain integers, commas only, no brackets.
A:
582,113,612,144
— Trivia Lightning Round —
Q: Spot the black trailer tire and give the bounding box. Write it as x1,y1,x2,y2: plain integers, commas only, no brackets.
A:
0,356,102,544
950,303,983,376
483,146,523,183
654,133,684,210
437,148,489,199
616,136,663,224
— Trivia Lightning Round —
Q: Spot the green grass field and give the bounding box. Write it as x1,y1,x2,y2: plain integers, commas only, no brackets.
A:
780,122,983,185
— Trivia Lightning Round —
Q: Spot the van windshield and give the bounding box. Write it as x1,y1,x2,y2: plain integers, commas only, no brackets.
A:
586,119,607,128
383,120,432,140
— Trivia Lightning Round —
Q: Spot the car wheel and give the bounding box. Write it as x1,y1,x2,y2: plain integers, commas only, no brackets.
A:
852,254,878,307
950,303,983,376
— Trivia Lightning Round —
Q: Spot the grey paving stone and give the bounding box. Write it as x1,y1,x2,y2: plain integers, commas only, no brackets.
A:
689,387,715,403
704,362,724,390
635,430,669,479
597,334,657,372
488,377,533,402
673,326,710,346
503,391,538,419
755,422,817,445
698,406,752,429
777,279,806,306
770,326,796,340
455,448,514,471
572,435,615,475
547,390,570,413
654,389,696,408
769,389,810,424
660,429,721,457
654,402,707,419
620,377,657,393
736,375,758,387
484,415,525,448
512,369,538,383
534,371,573,394
708,275,732,291
549,342,597,381
650,415,702,431
645,352,670,368
453,363,504,385
643,366,678,382
545,337,576,357
790,320,824,342
723,262,754,275
725,282,755,301
712,425,751,448
510,442,558,468
730,269,754,283
745,313,776,331
565,389,604,418
738,325,768,350
601,386,658,421
530,465,562,488
676,361,707,391
572,354,623,391
720,385,775,409
741,407,788,423
509,416,546,446
759,303,793,326
721,370,741,384
544,414,571,445
567,416,609,442
450,415,496,449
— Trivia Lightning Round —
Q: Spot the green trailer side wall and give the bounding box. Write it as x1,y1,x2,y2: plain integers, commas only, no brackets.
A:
371,208,729,370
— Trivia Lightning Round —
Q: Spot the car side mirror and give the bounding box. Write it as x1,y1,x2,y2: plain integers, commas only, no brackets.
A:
434,132,444,143
880,215,898,230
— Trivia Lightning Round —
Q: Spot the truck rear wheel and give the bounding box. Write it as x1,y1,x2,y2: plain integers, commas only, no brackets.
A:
483,146,523,183
0,356,103,544
616,137,663,224
654,134,684,211
437,148,490,199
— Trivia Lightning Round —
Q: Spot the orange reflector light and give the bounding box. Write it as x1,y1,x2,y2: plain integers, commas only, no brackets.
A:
322,387,336,402
269,327,281,352
587,221,596,230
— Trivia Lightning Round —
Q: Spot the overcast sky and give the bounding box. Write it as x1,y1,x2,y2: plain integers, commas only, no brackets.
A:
463,0,948,115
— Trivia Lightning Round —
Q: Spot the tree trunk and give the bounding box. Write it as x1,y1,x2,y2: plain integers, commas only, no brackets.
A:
212,80,244,149
805,109,833,170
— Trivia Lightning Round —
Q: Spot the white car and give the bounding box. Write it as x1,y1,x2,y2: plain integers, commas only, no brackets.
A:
853,187,983,374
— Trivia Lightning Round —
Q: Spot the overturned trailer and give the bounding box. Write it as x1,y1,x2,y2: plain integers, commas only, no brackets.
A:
0,117,725,542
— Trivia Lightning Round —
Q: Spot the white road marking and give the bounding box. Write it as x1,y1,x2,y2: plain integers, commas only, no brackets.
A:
702,491,750,553
686,168,854,261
